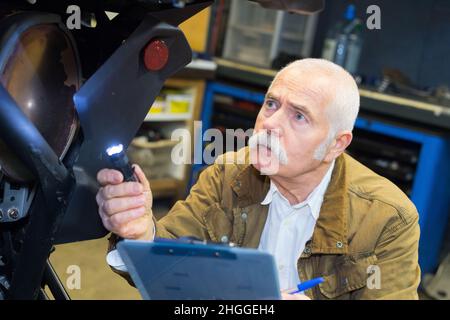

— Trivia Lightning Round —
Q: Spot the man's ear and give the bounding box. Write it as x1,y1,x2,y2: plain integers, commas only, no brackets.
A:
323,131,353,163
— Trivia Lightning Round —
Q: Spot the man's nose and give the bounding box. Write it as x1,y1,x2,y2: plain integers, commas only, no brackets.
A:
262,108,285,135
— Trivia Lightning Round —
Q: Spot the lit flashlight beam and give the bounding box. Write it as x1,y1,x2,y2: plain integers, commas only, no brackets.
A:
106,144,124,156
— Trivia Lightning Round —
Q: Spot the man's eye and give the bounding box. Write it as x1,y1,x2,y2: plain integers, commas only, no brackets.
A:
266,100,276,109
295,113,305,121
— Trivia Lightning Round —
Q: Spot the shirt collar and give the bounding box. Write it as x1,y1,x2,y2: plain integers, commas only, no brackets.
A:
260,181,278,206
260,160,336,220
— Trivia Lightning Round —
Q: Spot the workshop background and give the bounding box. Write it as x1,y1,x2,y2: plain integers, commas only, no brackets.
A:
49,0,450,300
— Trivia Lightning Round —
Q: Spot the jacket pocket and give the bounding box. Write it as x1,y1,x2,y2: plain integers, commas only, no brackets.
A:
318,253,378,299
202,203,233,243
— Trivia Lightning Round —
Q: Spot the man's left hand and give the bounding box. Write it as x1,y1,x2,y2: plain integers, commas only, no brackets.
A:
281,289,311,300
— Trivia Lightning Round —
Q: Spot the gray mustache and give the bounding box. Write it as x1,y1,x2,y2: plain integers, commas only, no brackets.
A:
248,132,288,165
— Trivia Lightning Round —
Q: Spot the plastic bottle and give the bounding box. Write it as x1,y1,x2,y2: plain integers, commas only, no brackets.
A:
345,21,363,74
333,4,357,67
321,22,342,61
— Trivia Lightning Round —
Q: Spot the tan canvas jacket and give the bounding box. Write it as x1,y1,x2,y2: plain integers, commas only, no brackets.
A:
109,147,421,300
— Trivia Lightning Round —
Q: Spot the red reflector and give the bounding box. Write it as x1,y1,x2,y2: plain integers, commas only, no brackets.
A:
144,39,169,71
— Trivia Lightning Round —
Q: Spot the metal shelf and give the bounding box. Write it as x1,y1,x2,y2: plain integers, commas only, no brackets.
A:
144,113,191,122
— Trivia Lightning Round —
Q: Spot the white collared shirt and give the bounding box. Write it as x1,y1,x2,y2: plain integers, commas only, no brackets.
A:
258,161,335,291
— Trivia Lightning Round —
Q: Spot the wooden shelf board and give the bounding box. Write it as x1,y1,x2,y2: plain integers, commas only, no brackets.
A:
132,139,178,149
150,178,181,197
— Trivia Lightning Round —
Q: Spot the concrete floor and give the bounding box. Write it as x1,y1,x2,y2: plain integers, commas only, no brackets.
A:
50,236,141,300
47,199,173,300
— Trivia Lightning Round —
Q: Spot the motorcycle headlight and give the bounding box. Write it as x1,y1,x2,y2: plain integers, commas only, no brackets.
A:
0,12,81,183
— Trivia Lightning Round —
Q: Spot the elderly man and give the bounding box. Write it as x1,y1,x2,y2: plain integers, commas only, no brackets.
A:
96,59,421,300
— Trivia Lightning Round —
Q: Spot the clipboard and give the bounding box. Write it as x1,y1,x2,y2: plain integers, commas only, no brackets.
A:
117,238,281,300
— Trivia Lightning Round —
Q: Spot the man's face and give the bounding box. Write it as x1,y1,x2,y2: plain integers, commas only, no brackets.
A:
250,68,333,178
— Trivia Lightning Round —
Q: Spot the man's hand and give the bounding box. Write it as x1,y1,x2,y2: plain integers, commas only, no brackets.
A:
281,289,311,300
96,164,154,241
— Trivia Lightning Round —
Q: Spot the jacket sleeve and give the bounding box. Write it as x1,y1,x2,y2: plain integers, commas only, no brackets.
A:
154,161,225,240
353,207,421,300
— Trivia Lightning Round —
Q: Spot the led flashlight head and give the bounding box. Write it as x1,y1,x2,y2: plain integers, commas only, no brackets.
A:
105,143,136,182
106,144,124,157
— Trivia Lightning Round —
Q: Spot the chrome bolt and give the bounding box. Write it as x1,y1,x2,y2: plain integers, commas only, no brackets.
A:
7,208,19,220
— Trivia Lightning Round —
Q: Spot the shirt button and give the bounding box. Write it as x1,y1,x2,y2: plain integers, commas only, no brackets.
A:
336,241,344,248
304,246,311,254
241,212,248,220
221,235,229,243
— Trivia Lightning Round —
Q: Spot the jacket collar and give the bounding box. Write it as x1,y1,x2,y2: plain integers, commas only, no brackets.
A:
231,164,270,207
231,148,349,255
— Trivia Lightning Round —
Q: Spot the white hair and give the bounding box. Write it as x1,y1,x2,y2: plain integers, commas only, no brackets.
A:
273,58,360,160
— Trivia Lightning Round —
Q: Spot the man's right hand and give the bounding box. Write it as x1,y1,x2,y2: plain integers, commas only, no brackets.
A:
96,164,154,241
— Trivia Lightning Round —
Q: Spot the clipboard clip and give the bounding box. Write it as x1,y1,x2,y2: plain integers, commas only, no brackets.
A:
154,236,236,247
152,236,238,259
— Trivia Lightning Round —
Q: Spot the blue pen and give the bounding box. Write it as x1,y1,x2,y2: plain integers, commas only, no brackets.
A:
289,277,325,294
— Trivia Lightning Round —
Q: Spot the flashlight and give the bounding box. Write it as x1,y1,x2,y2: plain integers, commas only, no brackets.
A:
106,144,137,182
